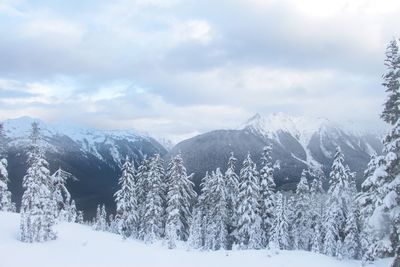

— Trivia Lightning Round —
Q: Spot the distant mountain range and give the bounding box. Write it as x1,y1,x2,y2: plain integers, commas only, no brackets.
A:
168,113,383,191
2,114,383,217
2,117,167,217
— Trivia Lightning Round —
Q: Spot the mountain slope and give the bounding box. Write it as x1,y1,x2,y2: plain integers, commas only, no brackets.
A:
168,113,383,190
0,211,391,267
3,117,167,217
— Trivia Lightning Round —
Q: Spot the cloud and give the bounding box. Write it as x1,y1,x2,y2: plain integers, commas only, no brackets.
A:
0,0,396,141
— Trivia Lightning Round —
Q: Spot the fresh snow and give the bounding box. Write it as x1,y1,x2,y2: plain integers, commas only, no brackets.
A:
0,211,392,267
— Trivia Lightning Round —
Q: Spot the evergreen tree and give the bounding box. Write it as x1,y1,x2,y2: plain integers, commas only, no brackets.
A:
224,152,240,246
76,211,84,224
142,154,165,243
310,177,325,253
0,123,13,212
323,147,351,257
20,122,57,242
93,204,108,231
203,168,229,250
292,170,311,251
187,205,204,249
343,200,362,259
114,156,138,239
236,152,262,249
381,39,400,125
258,145,276,248
52,168,76,222
165,153,196,248
136,157,150,236
269,192,290,250
358,154,389,262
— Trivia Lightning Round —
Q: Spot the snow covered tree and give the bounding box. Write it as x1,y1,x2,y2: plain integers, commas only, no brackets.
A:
292,170,311,251
269,192,290,250
203,168,229,250
136,157,150,235
359,154,391,263
381,39,400,125
20,122,57,242
236,152,262,249
343,199,362,259
187,205,204,249
76,210,84,224
142,154,166,243
0,123,13,212
165,153,196,248
258,145,276,248
52,168,77,222
310,177,325,253
93,204,108,232
114,156,138,239
224,152,240,246
323,147,351,257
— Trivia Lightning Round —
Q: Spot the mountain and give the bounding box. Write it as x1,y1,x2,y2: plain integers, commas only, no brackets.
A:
3,117,167,218
168,113,383,191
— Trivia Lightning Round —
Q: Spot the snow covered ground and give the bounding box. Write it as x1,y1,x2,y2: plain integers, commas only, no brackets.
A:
0,212,392,267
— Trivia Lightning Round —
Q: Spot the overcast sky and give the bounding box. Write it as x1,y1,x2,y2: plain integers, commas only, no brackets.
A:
0,0,399,142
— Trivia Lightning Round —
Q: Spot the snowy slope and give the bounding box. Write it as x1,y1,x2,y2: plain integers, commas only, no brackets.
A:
0,212,392,267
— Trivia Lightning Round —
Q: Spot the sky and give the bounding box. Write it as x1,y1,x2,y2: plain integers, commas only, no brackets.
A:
0,0,399,142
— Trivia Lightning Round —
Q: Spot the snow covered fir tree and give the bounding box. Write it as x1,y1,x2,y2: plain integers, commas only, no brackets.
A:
0,123,14,212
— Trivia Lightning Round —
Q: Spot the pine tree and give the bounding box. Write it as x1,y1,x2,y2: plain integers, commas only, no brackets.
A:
187,205,204,249
114,156,138,239
136,157,150,237
269,192,290,250
323,147,351,257
292,170,311,251
343,200,362,259
76,211,84,224
310,177,325,253
142,154,165,243
52,168,76,222
93,204,108,231
203,168,229,250
224,152,240,246
258,145,276,248
0,123,13,212
236,152,262,249
165,153,196,248
20,122,57,242
381,39,400,125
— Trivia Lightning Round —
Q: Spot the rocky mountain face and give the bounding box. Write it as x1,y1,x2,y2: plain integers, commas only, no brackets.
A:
168,113,383,191
3,117,167,218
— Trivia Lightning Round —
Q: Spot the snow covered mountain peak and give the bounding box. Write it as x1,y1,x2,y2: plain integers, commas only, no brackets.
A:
242,112,331,141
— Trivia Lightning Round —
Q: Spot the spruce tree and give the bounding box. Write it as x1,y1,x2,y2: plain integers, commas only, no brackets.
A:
310,177,325,253
269,192,290,250
93,204,108,231
343,199,362,259
20,122,57,242
203,168,229,250
142,154,165,243
136,157,150,236
187,205,204,249
236,152,262,249
259,145,276,248
323,147,351,257
114,156,138,239
381,39,400,125
292,170,311,251
0,123,13,212
224,152,240,246
52,168,76,222
165,153,196,248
